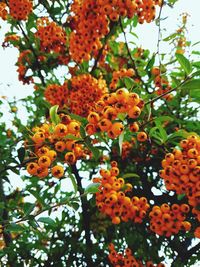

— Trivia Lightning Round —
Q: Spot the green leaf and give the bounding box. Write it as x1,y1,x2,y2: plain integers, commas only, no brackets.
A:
132,15,138,27
167,130,189,142
175,53,192,75
163,33,178,42
118,131,124,156
68,173,78,195
84,137,100,160
191,70,200,77
117,113,127,121
17,147,26,164
65,134,82,141
49,105,61,125
155,116,173,124
146,54,155,71
85,183,100,194
123,77,134,90
177,194,186,200
189,89,200,101
23,203,35,217
80,126,86,139
7,223,25,232
130,32,138,39
38,217,56,227
180,79,200,90
155,120,168,143
69,201,80,211
123,173,140,179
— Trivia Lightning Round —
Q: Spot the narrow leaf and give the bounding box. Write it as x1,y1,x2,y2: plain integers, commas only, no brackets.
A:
175,53,192,75
85,183,100,194
49,105,60,125
118,131,124,156
38,217,56,227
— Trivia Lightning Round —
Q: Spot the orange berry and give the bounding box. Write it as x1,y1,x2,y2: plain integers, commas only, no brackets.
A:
51,165,64,178
112,216,120,224
27,162,39,175
64,152,76,165
54,123,68,137
38,156,51,168
137,132,148,142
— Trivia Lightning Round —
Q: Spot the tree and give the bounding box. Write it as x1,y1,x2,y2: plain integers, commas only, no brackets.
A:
0,0,200,266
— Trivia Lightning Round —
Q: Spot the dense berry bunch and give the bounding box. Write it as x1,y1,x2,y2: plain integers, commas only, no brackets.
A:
0,2,8,20
69,0,108,63
17,50,34,84
44,74,107,116
26,114,89,179
151,67,173,100
9,0,33,20
86,88,144,139
110,68,135,91
108,243,165,267
159,135,200,215
35,18,67,54
44,83,69,107
69,74,108,117
94,161,149,224
69,0,161,62
149,203,191,237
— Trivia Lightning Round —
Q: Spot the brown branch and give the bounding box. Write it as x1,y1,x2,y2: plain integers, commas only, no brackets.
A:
71,164,94,266
91,21,117,73
145,76,191,105
0,177,15,266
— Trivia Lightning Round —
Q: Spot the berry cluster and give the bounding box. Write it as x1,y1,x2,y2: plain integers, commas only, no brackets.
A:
194,227,200,239
44,74,107,117
110,68,135,91
69,74,108,117
9,0,33,20
26,114,89,179
94,161,149,224
108,243,165,267
69,0,109,63
69,0,160,62
2,34,20,48
44,83,69,107
35,18,67,55
149,203,191,237
151,67,173,100
86,88,144,139
159,135,200,216
0,2,8,20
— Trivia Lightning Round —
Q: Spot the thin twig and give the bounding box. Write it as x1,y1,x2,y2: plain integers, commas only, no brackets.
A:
145,76,191,105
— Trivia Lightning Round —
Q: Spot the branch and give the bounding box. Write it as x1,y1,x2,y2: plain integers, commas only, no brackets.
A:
0,177,15,266
145,75,191,105
119,18,150,93
71,164,94,266
91,21,117,73
156,1,164,68
17,22,46,86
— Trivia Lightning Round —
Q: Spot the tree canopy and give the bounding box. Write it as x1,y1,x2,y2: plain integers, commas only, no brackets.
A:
0,0,200,266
